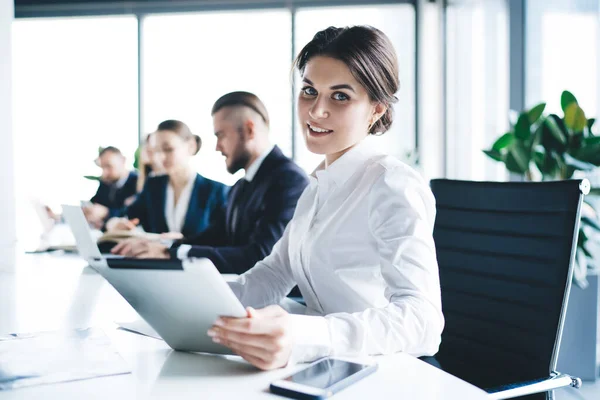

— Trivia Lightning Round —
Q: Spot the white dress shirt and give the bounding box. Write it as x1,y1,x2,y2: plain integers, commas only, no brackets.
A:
114,173,130,189
229,138,444,363
244,144,274,183
165,172,196,233
176,145,274,259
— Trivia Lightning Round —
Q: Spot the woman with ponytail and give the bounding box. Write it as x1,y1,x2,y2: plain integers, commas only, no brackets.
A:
106,119,228,239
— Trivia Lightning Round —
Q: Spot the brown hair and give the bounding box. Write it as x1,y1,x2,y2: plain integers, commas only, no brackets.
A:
98,146,123,157
156,120,201,155
211,91,270,128
294,26,399,135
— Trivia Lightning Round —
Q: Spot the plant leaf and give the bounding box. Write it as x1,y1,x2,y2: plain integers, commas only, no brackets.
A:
563,153,596,171
561,90,578,112
133,147,141,170
491,133,515,151
514,113,531,140
533,146,548,174
584,136,600,146
508,143,530,173
582,216,600,232
528,103,546,124
84,175,101,181
544,116,567,145
483,149,504,162
588,118,596,134
505,152,526,174
564,103,587,132
582,245,593,258
575,143,600,166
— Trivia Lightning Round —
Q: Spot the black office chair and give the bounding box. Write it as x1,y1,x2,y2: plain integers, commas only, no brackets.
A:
430,179,587,400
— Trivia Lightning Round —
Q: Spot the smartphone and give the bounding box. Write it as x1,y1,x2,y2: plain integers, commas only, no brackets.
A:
270,358,377,400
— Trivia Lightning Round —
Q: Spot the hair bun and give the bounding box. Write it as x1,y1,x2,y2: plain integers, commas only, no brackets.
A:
193,135,202,155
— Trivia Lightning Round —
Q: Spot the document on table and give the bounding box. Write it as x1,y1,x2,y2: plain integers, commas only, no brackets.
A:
0,327,130,391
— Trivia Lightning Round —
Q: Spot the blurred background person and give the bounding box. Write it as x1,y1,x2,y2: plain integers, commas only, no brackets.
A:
112,92,309,278
135,132,166,194
83,146,138,229
106,120,229,239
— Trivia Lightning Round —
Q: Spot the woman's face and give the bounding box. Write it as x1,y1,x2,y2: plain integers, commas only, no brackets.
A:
146,133,166,174
297,56,384,163
154,130,194,175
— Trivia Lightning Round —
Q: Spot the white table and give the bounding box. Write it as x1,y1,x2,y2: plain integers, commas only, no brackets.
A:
0,253,489,399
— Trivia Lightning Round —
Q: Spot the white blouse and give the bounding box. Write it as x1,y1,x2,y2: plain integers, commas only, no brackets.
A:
229,138,445,363
165,173,196,233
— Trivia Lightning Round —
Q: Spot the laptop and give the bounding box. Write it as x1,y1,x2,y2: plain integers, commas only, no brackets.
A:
61,205,247,354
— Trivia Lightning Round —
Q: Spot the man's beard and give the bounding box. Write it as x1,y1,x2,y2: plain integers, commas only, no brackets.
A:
227,145,252,175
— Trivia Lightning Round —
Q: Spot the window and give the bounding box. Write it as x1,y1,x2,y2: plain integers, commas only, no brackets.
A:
526,0,599,117
142,10,292,185
12,16,138,246
294,4,416,172
445,0,509,181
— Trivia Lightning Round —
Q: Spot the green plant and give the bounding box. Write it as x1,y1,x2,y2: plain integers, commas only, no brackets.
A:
484,90,600,288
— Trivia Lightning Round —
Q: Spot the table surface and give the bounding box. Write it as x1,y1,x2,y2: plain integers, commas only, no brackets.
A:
0,253,489,399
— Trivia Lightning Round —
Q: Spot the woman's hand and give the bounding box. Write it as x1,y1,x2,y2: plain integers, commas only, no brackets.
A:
208,305,293,370
106,217,139,232
82,204,109,228
111,238,169,258
160,232,184,240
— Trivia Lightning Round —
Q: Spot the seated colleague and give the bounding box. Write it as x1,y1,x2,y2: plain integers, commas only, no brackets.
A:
83,146,138,229
112,92,309,275
204,26,444,370
106,120,229,238
136,132,167,194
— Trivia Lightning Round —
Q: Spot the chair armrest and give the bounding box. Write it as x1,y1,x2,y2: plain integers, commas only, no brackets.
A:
487,372,581,400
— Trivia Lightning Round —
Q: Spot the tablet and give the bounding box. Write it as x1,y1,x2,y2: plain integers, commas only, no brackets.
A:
62,204,247,355
103,257,247,354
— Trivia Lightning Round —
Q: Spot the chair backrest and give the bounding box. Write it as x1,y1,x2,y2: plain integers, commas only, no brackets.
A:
431,179,587,390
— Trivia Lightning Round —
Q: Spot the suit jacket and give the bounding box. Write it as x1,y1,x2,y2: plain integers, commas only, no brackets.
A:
171,146,309,275
121,174,229,237
91,171,138,213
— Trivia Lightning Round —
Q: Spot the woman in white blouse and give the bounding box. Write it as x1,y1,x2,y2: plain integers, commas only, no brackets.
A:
105,120,228,240
207,26,444,370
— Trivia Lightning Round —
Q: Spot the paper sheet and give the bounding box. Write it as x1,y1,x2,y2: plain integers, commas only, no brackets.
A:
0,327,130,391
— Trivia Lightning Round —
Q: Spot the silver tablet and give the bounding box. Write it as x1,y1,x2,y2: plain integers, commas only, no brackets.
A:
103,257,247,354
62,204,247,355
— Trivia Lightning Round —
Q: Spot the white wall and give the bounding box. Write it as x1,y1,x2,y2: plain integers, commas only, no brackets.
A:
0,0,17,270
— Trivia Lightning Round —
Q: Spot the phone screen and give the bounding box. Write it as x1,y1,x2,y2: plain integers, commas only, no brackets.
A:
284,359,369,389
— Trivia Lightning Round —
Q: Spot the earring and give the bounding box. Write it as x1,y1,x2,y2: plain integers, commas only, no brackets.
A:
368,118,376,132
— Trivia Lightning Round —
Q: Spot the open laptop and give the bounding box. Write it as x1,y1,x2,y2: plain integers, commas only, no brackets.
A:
61,204,247,354
61,204,124,262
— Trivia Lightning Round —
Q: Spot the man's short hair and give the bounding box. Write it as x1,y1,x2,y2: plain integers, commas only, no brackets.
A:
211,91,270,128
98,146,123,158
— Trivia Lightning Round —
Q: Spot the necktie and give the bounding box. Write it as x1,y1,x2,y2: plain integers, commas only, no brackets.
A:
108,183,118,204
230,180,249,239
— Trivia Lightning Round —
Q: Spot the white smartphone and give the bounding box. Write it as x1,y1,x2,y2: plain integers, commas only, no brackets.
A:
270,358,378,400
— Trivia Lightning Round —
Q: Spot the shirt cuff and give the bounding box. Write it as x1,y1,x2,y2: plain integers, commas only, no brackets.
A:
176,244,192,260
287,314,332,365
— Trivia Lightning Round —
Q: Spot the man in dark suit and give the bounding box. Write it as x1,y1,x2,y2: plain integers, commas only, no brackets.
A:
112,92,308,276
83,146,138,229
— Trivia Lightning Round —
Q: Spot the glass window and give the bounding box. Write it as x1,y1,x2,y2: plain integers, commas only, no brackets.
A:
142,10,292,185
445,0,509,180
294,5,416,172
12,16,138,246
526,0,599,116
